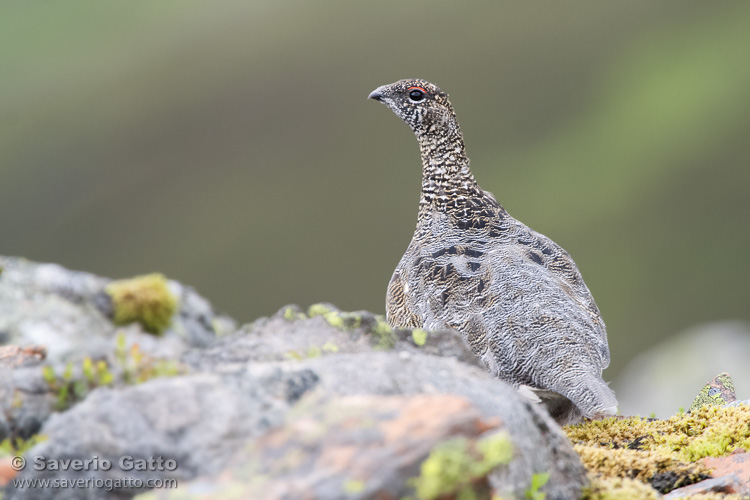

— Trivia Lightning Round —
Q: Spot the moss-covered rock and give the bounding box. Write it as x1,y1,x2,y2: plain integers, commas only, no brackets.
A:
582,476,661,500
565,404,750,495
304,303,394,341
106,273,178,335
296,303,398,350
573,443,708,493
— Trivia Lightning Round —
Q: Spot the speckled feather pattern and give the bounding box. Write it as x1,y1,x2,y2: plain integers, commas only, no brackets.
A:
370,79,617,421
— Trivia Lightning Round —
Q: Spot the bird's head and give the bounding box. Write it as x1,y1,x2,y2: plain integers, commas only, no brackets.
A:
368,79,458,138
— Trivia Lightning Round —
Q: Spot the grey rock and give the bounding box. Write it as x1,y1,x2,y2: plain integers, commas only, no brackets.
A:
3,260,586,500
184,304,483,371
0,346,47,369
134,350,585,500
0,347,54,440
248,352,586,500
0,256,235,364
663,473,750,499
138,393,575,500
0,256,235,440
725,399,750,408
7,373,294,500
0,257,114,364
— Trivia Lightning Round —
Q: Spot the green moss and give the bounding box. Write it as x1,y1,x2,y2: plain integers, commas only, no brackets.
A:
41,365,56,385
412,329,428,346
42,360,98,410
664,405,750,462
342,479,365,494
410,432,513,500
476,433,514,468
43,357,115,410
581,477,660,500
307,303,343,327
302,304,422,351
106,273,178,335
283,306,306,321
115,332,184,384
322,341,339,353
307,303,364,330
285,341,340,360
211,318,233,337
325,313,345,328
307,303,332,318
525,472,549,500
43,333,184,410
573,444,706,492
0,434,47,457
565,405,750,495
372,316,397,350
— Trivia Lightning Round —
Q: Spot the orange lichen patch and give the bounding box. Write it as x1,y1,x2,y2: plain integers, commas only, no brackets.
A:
378,395,498,445
316,445,358,472
0,345,47,367
702,448,750,483
0,457,19,487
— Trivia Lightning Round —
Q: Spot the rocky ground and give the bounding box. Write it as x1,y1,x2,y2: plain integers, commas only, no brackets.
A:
0,256,748,500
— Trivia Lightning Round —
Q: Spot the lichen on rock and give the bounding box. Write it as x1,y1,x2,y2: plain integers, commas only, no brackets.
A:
409,431,513,500
689,372,737,413
412,328,428,347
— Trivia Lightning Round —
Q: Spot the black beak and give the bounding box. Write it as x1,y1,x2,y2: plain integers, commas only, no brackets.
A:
368,89,384,101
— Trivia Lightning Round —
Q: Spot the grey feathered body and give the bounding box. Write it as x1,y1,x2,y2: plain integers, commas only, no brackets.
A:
370,79,617,422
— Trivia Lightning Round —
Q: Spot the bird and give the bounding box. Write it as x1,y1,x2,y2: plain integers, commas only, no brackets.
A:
368,79,617,423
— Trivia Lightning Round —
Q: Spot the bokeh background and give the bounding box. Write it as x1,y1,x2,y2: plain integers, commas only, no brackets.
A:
3,0,749,416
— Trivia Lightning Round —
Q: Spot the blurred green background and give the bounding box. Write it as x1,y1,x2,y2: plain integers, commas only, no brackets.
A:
2,1,749,390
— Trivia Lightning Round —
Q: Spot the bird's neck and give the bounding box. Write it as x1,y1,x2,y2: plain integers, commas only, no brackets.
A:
417,129,480,217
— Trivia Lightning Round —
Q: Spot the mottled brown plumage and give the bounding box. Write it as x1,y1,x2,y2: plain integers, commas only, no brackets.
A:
369,79,617,423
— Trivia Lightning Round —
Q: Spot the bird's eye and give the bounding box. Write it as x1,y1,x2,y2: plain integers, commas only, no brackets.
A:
408,87,425,102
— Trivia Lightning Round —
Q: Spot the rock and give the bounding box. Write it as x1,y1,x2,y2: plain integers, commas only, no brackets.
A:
0,367,53,441
5,299,586,500
184,303,483,370
0,257,114,363
663,474,750,498
0,256,235,364
0,256,235,441
0,346,49,440
689,372,737,412
247,354,587,500
6,373,291,500
702,448,750,486
138,394,509,500
186,304,587,498
0,346,47,368
8,258,750,500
